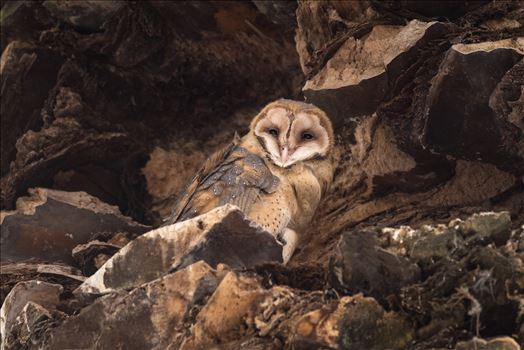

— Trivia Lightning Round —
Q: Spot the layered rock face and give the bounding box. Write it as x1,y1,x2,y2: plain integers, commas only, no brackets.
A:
1,1,523,349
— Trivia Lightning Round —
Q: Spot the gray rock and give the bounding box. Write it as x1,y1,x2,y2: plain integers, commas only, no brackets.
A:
410,225,464,260
460,211,512,245
329,230,420,298
77,205,282,295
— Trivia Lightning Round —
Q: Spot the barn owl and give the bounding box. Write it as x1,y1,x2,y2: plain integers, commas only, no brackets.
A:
166,99,334,263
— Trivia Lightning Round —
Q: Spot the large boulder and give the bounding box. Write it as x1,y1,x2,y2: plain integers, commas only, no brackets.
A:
303,20,455,123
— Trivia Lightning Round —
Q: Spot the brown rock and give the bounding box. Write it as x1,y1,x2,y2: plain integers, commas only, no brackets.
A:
0,262,85,306
295,1,378,76
72,240,124,276
3,301,58,350
455,336,521,350
291,294,413,350
42,0,125,32
77,205,282,295
0,41,64,175
303,20,454,123
0,116,136,210
0,188,149,264
44,261,219,350
422,38,524,173
180,271,269,349
0,280,63,348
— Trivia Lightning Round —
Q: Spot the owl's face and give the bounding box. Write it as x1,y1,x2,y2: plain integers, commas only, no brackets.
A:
251,100,333,168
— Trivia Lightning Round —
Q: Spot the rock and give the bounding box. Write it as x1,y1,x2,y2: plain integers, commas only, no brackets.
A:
303,20,454,122
72,240,124,276
379,211,513,260
518,226,524,252
0,1,55,44
401,238,524,344
455,336,521,350
0,280,62,349
42,0,125,32
252,0,297,28
0,116,136,210
44,261,219,349
295,1,378,76
179,269,303,349
3,301,57,350
1,0,524,348
0,262,84,306
291,294,413,350
329,229,420,298
379,225,420,256
0,41,64,175
422,38,524,172
0,188,149,264
410,225,464,260
77,205,282,295
459,211,512,245
180,271,270,349
492,58,524,135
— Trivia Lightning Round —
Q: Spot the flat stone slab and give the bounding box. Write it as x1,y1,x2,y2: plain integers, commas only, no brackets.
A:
1,188,149,264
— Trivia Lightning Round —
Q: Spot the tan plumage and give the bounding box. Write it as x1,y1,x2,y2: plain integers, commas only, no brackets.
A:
167,99,334,263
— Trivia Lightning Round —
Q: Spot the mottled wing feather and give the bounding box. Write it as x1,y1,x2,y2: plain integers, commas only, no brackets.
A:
165,134,279,224
165,134,240,224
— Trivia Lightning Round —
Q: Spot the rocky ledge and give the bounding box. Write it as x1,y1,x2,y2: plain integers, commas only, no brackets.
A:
1,190,523,349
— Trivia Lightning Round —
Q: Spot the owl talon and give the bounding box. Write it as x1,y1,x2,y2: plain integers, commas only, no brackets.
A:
276,232,286,246
280,228,298,265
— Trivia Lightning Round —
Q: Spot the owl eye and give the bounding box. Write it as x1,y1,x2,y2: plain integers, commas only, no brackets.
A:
302,132,314,140
268,128,279,137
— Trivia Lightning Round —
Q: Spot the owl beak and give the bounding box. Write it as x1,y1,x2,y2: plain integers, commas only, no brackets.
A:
280,146,289,164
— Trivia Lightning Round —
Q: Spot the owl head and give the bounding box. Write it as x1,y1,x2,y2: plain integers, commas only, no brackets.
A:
249,99,334,168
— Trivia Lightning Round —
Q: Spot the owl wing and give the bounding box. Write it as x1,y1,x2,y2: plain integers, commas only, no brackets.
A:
165,134,280,224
